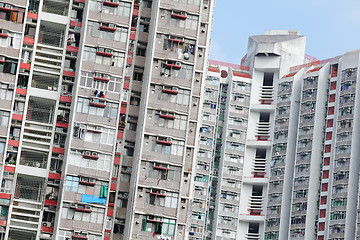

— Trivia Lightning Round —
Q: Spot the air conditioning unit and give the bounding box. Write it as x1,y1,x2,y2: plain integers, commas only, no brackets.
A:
96,126,102,131
166,137,172,142
88,178,96,183
85,151,91,155
92,152,99,157
85,205,91,210
70,203,77,208
42,221,52,227
73,231,87,237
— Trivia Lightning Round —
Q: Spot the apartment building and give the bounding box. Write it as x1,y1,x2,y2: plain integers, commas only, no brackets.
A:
199,31,306,240
199,31,360,240
227,30,360,240
0,0,215,239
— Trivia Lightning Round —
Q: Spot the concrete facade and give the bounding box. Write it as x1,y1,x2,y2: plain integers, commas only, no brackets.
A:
0,0,215,239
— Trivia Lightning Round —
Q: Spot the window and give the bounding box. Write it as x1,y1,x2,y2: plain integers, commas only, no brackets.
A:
341,80,356,91
163,35,196,57
159,61,193,79
120,172,131,182
226,142,245,151
76,97,119,118
185,14,199,30
341,68,357,79
130,91,141,106
143,0,152,8
151,110,187,130
136,42,147,56
139,23,149,32
191,212,205,221
65,176,108,199
133,68,144,81
141,216,176,236
73,123,116,145
87,21,128,43
302,89,317,99
0,31,21,49
115,1,131,16
228,117,247,127
156,85,190,106
339,106,354,116
166,10,198,30
300,113,314,124
89,0,131,17
112,51,125,67
303,76,318,86
58,230,102,240
145,161,181,182
277,93,291,103
194,174,208,183
170,0,200,5
220,191,239,201
0,57,18,75
151,137,184,156
80,71,122,93
0,4,25,23
61,203,105,224
68,149,112,171
0,84,12,101
83,46,125,68
206,76,219,85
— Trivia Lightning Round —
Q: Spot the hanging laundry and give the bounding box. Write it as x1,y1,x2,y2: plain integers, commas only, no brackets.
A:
189,45,194,54
183,45,189,53
177,49,183,59
184,52,189,60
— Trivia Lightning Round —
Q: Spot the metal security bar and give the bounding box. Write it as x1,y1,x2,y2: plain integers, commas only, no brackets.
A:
26,97,55,124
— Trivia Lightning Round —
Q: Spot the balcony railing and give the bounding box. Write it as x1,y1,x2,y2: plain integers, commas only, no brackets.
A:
42,0,69,16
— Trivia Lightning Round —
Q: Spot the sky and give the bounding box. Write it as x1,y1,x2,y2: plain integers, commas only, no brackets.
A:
209,0,360,64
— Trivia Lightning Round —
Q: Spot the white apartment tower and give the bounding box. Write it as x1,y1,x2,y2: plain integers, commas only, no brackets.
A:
202,30,360,240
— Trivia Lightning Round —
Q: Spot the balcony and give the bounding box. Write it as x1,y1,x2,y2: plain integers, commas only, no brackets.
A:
259,86,274,105
38,21,66,48
20,150,48,169
26,97,55,124
303,77,318,91
256,122,270,140
14,175,44,202
42,0,70,15
252,158,266,178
